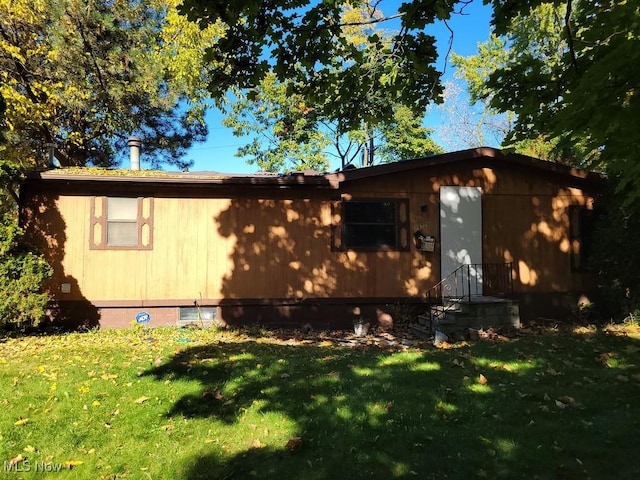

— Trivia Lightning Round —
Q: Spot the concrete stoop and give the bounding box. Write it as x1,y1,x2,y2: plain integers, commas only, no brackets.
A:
410,296,520,340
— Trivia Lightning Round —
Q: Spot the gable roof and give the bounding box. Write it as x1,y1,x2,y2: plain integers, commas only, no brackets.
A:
335,147,604,184
22,147,606,192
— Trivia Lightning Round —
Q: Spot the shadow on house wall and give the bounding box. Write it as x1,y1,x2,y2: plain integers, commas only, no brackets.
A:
213,192,425,329
20,190,100,330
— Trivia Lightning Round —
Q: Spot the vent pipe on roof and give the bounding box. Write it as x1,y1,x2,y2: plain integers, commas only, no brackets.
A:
127,136,142,170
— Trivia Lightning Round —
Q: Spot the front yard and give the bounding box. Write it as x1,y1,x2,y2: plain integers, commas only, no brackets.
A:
1,324,639,479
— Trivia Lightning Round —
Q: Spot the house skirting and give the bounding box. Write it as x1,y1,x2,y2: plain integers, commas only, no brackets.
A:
43,292,590,331
44,297,427,330
510,291,594,324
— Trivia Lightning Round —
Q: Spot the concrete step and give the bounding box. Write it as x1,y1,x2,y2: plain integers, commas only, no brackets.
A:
409,324,433,340
413,296,520,342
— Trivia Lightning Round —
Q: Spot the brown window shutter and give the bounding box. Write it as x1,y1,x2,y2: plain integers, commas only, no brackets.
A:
139,197,154,250
89,196,106,249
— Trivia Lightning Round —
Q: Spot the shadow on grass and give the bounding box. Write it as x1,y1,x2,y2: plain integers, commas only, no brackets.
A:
142,330,640,480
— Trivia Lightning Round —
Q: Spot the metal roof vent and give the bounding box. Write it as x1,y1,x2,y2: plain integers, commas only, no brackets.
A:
127,136,142,170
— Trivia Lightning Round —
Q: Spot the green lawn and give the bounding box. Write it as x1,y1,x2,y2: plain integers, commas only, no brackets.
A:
1,324,639,479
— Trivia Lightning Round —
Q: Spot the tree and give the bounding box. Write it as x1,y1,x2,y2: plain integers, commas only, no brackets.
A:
222,75,332,173
483,0,637,188
220,2,442,172
0,0,223,179
377,105,442,162
179,0,467,133
589,178,640,322
437,79,513,151
224,75,442,172
0,212,53,329
0,89,19,214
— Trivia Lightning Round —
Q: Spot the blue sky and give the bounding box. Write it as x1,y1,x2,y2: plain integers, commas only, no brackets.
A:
178,1,493,173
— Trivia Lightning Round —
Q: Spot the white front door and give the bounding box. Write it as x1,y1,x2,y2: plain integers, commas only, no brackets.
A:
439,186,483,297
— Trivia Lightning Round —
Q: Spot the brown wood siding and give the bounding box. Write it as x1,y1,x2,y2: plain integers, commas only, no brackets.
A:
21,158,598,307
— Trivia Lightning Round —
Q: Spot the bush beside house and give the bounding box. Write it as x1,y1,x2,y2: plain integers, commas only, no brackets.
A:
0,213,52,329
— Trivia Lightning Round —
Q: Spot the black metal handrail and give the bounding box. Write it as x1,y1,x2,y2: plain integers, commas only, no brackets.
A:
426,262,514,305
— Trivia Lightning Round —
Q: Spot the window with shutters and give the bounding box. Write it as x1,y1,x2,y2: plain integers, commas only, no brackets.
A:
331,198,410,251
90,197,153,250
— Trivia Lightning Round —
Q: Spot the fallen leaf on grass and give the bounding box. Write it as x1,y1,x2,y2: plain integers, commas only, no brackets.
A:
478,374,488,385
558,396,576,405
285,437,304,451
64,460,83,469
203,390,225,401
252,439,264,449
8,454,25,467
133,396,150,404
555,400,568,409
14,418,29,426
451,358,465,368
555,396,580,409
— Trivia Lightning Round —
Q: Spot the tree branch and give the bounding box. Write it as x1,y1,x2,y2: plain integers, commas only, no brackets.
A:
292,12,405,34
3,184,20,205
564,0,578,73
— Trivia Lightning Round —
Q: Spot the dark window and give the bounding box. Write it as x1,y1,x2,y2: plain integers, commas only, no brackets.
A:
332,199,410,251
90,197,154,250
569,205,595,271
344,201,397,248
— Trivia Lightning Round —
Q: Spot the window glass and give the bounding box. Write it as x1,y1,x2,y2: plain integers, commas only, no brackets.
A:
344,201,398,249
107,222,138,246
107,197,138,246
179,307,217,322
107,197,137,220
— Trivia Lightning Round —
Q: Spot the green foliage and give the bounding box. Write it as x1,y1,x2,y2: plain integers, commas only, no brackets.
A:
224,75,442,172
221,4,442,172
0,213,52,328
0,90,5,144
377,105,443,162
589,179,640,321
0,0,222,170
223,75,332,172
180,0,450,132
452,7,597,164
483,0,637,184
